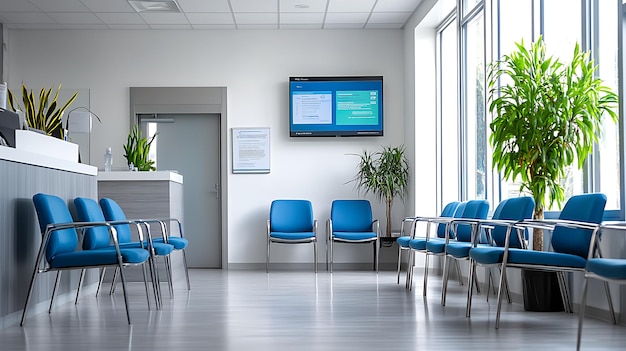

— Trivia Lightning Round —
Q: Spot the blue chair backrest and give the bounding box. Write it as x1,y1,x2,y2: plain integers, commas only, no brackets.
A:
455,199,490,242
74,197,111,250
99,198,133,244
552,193,606,258
32,193,79,264
331,200,373,232
438,201,467,238
270,200,314,232
490,196,535,247
435,201,462,238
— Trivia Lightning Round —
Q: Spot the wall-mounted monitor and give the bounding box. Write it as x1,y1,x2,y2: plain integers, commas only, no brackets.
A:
289,76,383,137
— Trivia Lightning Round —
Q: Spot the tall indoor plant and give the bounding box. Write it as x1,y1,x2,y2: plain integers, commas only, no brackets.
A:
7,84,78,139
488,36,618,251
351,145,410,237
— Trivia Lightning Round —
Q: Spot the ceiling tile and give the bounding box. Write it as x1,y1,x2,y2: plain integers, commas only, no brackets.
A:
280,12,324,24
325,12,369,24
47,12,104,24
140,12,189,25
373,0,422,12
0,0,41,12
327,0,376,12
323,23,365,29
368,12,411,24
236,24,279,29
62,23,109,29
192,24,237,29
108,24,151,29
149,24,193,29
186,13,234,25
28,0,90,13
279,0,328,13
230,0,277,13
0,12,55,24
177,0,231,12
79,0,136,12
280,23,322,29
95,12,145,25
234,13,278,25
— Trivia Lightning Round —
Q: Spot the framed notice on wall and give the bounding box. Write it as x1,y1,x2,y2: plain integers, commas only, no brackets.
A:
232,127,270,173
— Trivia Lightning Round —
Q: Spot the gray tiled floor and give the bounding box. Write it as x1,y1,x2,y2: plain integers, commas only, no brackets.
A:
1,269,624,350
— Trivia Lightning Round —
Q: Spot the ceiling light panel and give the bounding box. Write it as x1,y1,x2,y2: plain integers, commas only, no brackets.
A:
129,0,182,13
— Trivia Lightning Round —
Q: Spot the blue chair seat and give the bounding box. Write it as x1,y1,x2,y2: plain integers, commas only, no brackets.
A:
587,258,626,280
153,236,188,250
408,237,430,250
332,231,377,241
469,246,505,265
119,242,175,256
426,239,446,254
270,231,316,240
50,248,150,269
445,241,483,258
397,236,411,248
507,249,587,268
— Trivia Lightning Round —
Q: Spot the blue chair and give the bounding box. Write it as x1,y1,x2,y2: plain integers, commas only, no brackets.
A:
462,196,535,316
99,197,191,291
429,199,490,304
21,193,151,325
396,201,460,285
74,197,174,307
407,201,468,293
327,199,380,273
577,222,626,350
492,193,607,329
267,199,318,272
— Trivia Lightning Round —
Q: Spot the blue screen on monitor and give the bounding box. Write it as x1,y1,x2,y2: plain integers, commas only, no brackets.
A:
289,76,383,137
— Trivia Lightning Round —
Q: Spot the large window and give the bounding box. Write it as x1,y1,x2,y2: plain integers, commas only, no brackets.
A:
431,0,624,219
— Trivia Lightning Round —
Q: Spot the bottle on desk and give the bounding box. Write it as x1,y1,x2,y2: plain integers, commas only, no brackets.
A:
104,147,112,172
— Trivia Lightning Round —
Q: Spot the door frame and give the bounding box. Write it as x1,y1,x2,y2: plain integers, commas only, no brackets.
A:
130,87,228,269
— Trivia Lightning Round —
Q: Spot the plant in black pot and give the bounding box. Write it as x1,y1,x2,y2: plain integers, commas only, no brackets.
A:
487,36,617,310
351,145,410,240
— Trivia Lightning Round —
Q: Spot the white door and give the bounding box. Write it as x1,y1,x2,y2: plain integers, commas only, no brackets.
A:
145,114,221,268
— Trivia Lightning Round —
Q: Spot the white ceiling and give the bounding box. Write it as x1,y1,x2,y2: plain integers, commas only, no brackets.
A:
0,0,424,30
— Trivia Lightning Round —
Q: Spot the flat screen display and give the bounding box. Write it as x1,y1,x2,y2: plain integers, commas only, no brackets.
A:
289,76,383,137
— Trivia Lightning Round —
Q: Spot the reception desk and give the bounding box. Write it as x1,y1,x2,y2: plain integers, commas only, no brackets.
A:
0,146,97,327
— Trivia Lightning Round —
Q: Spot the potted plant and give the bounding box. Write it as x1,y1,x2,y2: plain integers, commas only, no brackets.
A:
123,125,157,171
487,36,617,310
7,84,78,139
351,145,410,238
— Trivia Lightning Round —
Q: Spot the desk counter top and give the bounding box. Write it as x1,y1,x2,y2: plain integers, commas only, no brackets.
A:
0,145,97,175
97,170,183,184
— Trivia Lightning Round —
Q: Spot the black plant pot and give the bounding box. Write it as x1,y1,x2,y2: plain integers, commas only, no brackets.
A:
521,269,564,312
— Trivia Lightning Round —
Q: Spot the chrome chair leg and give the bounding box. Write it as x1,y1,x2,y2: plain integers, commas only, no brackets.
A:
49,271,62,313
441,256,451,306
604,281,616,324
314,240,318,273
75,269,86,304
422,253,431,295
396,246,403,284
466,259,477,317
96,267,106,296
181,249,191,290
577,276,590,351
266,239,270,273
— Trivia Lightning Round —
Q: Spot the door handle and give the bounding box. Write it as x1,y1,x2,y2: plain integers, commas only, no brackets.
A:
209,183,219,199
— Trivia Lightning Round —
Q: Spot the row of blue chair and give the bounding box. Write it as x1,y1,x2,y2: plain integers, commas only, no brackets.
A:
397,193,622,349
21,193,189,325
267,199,380,273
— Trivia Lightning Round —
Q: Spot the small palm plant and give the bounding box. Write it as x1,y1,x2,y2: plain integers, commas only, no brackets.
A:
7,84,78,139
123,125,157,171
488,36,618,250
351,145,410,237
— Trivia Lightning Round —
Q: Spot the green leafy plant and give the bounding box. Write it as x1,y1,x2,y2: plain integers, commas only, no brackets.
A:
7,83,78,139
351,145,410,237
123,125,157,171
487,36,618,250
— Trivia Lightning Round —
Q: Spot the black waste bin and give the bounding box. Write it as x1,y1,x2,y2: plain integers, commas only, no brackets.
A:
521,269,564,312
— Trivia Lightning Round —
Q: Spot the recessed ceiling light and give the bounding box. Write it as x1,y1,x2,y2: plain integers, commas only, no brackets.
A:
128,0,182,13
295,4,310,9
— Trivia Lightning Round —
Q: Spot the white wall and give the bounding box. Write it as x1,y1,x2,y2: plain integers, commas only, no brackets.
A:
6,29,407,268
